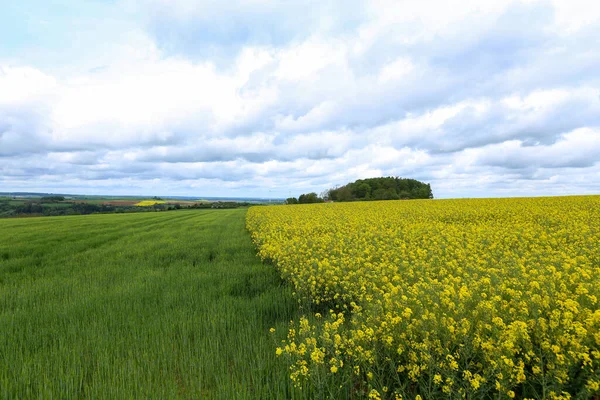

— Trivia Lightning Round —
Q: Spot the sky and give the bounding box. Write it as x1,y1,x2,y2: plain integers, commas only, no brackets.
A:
1,0,599,198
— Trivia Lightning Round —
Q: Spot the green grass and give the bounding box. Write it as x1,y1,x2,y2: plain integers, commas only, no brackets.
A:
0,209,300,399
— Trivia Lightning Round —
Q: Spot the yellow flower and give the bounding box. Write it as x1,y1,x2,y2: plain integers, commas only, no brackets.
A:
586,379,600,392
247,196,600,397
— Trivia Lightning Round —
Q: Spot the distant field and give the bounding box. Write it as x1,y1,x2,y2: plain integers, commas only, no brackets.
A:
134,200,166,206
102,200,138,206
0,210,298,399
0,196,255,218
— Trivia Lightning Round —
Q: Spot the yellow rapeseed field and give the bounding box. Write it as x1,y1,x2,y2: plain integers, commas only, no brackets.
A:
247,196,600,399
134,200,166,206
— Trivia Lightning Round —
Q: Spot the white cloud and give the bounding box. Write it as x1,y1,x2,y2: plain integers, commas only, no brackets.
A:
378,57,415,83
471,127,600,169
0,66,57,106
1,0,599,197
549,0,600,32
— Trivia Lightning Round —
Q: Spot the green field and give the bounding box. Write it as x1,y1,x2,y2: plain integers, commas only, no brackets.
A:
0,210,298,399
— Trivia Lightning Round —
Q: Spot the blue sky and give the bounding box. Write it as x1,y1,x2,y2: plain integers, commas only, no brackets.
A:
1,0,599,198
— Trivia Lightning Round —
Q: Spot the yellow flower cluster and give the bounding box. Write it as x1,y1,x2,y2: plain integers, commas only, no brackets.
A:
248,196,600,398
134,200,166,206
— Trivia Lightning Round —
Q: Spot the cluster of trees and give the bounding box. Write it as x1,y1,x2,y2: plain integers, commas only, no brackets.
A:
286,177,433,205
286,192,325,204
40,196,65,202
328,177,433,201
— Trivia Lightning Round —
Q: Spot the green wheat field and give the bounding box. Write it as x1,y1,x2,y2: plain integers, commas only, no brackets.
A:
0,209,298,399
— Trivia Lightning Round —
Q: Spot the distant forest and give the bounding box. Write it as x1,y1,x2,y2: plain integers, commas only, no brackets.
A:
287,177,433,204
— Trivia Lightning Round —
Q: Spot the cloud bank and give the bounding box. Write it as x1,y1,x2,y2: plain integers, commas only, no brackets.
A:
1,0,599,197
